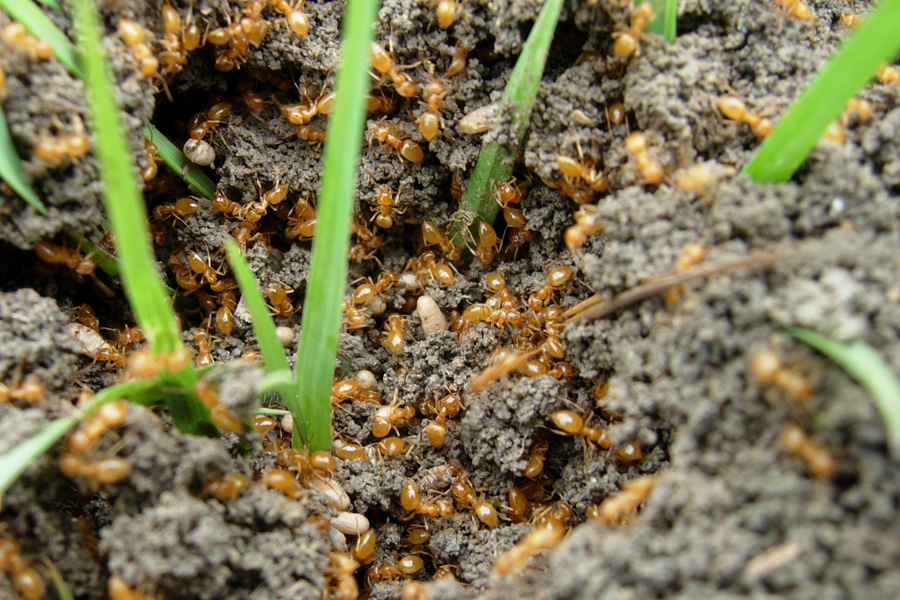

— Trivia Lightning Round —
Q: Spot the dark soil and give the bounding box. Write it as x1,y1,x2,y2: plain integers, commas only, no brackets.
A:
2,0,899,599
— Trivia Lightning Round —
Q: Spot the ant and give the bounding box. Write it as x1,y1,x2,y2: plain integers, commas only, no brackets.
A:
611,2,654,58
493,525,563,575
717,96,773,139
624,132,664,185
417,79,448,141
367,118,424,163
202,473,251,501
421,391,462,447
371,391,416,437
270,0,311,36
59,452,130,486
35,241,96,276
33,117,91,166
781,424,836,477
116,18,158,78
382,314,413,354
564,204,603,256
0,537,44,600
749,348,814,402
370,41,418,98
370,181,405,229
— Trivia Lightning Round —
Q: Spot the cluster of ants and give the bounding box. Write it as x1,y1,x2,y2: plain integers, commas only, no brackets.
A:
0,0,874,598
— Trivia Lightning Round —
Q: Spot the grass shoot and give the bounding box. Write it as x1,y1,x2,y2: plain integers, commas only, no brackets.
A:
0,377,163,497
450,0,563,245
789,328,900,460
743,0,900,182
643,0,677,42
0,107,48,215
293,0,379,452
226,240,306,441
70,0,215,435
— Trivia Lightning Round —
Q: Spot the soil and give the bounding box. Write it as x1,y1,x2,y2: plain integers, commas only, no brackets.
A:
1,0,899,599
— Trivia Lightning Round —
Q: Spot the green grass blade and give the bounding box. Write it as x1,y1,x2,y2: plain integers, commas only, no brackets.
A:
452,0,563,241
0,0,81,78
225,240,305,438
45,563,75,600
225,241,291,374
71,0,179,354
743,0,900,182
0,107,48,215
294,0,379,451
257,370,294,396
644,0,677,41
143,125,216,199
36,0,63,9
0,377,161,496
788,328,900,460
70,0,215,436
257,407,291,416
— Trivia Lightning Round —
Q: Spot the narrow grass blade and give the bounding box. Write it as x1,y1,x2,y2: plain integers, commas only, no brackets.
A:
643,0,677,42
257,407,291,416
257,370,294,397
0,0,81,78
0,377,161,496
452,0,563,240
71,0,179,354
45,563,75,600
294,0,379,451
225,241,290,374
36,0,63,9
744,0,900,182
225,240,305,438
143,125,216,199
788,328,900,460
70,0,215,436
0,108,49,215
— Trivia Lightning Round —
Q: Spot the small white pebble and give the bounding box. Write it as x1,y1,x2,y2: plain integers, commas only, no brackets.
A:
355,370,377,390
308,477,351,511
280,413,293,433
275,326,295,347
331,511,369,535
417,295,447,335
